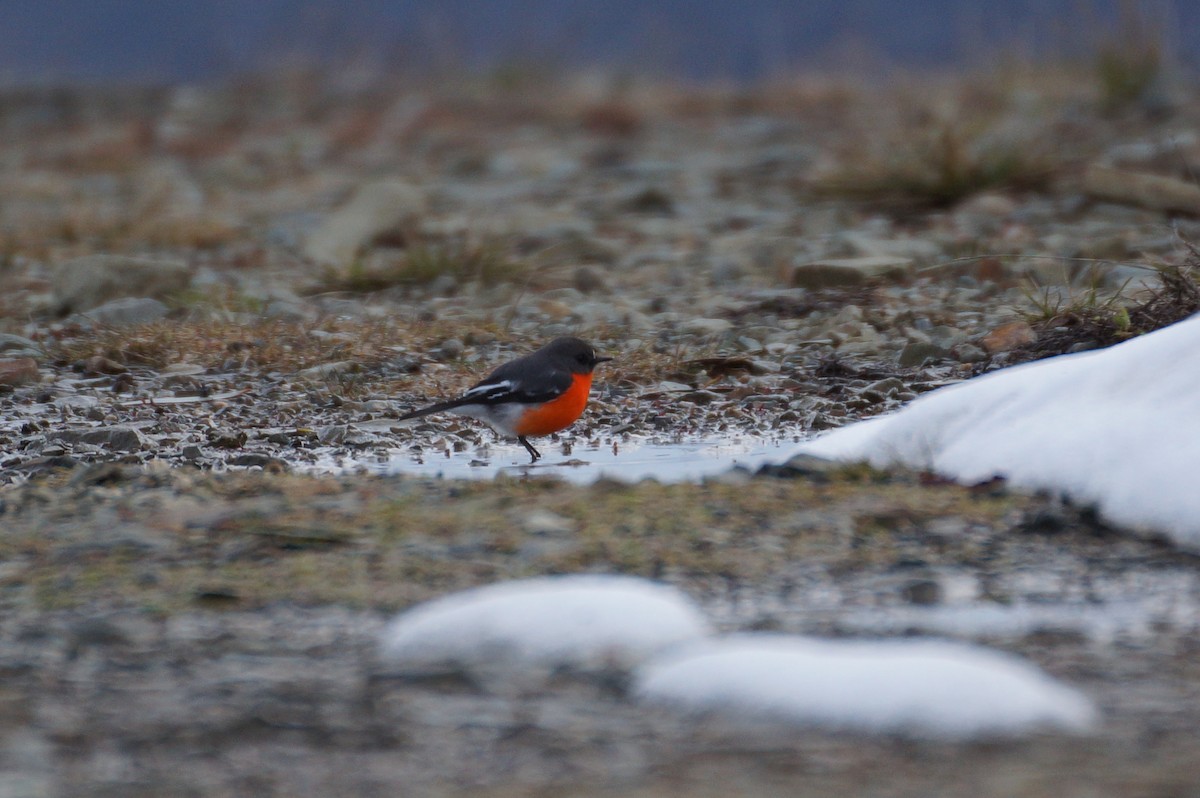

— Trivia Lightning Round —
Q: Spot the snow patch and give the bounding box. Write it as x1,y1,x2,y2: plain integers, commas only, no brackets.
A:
634,635,1098,738
797,314,1200,548
378,575,710,681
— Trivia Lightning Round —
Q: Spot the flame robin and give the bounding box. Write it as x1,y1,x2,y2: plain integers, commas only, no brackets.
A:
397,336,612,462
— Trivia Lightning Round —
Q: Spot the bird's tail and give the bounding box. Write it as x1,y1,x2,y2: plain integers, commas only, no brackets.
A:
395,396,471,421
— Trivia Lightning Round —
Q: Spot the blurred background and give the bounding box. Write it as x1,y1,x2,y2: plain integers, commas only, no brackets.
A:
2,0,1195,84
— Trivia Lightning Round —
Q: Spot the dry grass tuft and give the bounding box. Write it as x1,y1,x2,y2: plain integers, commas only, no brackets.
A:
1012,243,1200,363
816,120,1058,209
315,235,531,294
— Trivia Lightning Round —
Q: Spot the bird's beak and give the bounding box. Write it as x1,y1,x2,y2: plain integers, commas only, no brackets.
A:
594,355,614,364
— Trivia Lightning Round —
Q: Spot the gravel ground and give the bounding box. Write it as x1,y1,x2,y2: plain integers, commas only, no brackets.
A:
2,70,1200,795
3,468,1200,797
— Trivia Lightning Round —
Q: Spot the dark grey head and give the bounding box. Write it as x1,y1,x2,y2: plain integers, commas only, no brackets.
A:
541,336,613,374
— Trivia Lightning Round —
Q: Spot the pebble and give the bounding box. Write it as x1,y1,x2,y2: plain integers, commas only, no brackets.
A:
898,342,950,367
982,321,1037,353
46,426,146,452
0,333,42,359
296,361,359,381
0,358,40,386
437,338,465,360
789,256,912,288
51,255,190,314
303,179,425,267
77,297,170,327
682,318,733,336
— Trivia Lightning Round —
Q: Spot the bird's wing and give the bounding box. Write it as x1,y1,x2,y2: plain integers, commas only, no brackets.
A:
460,366,572,405
396,360,572,420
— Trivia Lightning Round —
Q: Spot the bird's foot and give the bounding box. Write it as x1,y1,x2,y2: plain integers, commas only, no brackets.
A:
518,436,542,463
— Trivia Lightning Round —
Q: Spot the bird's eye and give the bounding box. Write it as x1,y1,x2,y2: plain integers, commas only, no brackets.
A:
577,352,591,364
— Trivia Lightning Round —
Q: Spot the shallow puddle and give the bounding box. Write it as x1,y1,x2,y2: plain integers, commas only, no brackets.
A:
307,433,801,484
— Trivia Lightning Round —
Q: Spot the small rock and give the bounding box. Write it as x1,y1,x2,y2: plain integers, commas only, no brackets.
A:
296,361,359,381
437,338,465,361
982,321,1037,354
957,192,1018,217
427,274,458,296
303,179,425,268
573,265,609,294
263,298,312,321
67,617,130,651
78,297,170,327
842,233,943,262
682,318,733,336
928,325,967,348
521,509,576,535
0,358,40,386
622,186,674,215
163,362,205,375
709,260,743,286
207,429,247,449
318,425,348,445
953,343,989,363
789,256,912,288
0,333,41,359
52,255,190,313
759,453,840,480
227,453,288,470
83,355,128,375
902,579,942,606
898,341,949,367
1083,164,1200,216
46,426,146,452
863,377,906,397
14,455,80,474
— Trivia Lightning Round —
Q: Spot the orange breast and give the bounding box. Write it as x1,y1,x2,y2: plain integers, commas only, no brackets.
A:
514,373,593,436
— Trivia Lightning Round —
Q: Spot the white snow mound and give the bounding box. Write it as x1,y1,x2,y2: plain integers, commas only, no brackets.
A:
634,635,1098,738
797,314,1200,548
379,574,711,673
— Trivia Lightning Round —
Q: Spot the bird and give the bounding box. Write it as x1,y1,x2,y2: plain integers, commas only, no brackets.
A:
396,336,612,462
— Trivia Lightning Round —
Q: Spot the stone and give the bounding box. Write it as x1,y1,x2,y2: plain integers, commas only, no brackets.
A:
303,179,425,268
1083,165,1200,216
52,255,190,314
46,426,146,452
621,186,674,215
436,338,465,361
0,358,39,386
296,361,360,381
83,356,128,375
928,325,968,348
920,256,1014,286
954,343,989,363
0,333,41,359
759,453,840,480
573,265,609,294
789,256,912,288
902,579,942,606
520,509,576,535
263,298,312,322
842,233,943,262
682,318,733,336
227,453,288,469
898,342,950,367
863,377,906,397
207,428,247,449
77,297,170,327
957,192,1018,217
982,321,1037,354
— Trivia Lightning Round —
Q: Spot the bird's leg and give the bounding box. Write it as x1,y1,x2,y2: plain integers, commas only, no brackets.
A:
518,436,541,463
